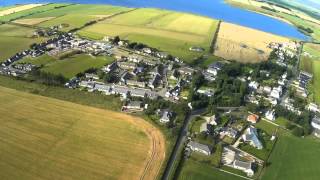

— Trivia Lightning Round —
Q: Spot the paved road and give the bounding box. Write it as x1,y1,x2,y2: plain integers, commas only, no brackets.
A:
161,108,206,180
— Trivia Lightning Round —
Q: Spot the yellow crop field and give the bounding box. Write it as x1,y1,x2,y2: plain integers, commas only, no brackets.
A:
214,22,290,63
13,17,55,25
0,86,165,180
0,4,43,16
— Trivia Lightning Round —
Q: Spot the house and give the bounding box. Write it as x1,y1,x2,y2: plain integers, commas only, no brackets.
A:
94,84,111,93
242,126,263,149
160,110,173,123
220,127,238,139
247,114,259,124
206,62,223,76
248,81,259,90
197,88,214,97
187,141,212,155
118,62,136,70
307,103,320,113
263,86,272,94
102,61,117,73
126,80,146,88
178,67,195,76
85,73,99,80
311,116,320,137
79,80,95,89
265,110,276,121
126,101,143,110
200,122,208,133
233,160,254,177
148,74,161,89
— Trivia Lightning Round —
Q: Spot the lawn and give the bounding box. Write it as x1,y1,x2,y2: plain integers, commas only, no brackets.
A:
17,54,56,66
41,54,114,78
79,8,219,63
0,85,165,180
178,159,243,180
262,133,320,180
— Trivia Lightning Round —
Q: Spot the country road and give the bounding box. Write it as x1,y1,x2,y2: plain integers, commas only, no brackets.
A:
161,108,206,180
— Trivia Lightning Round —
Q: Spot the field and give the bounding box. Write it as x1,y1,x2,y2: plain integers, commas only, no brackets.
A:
0,86,165,180
13,17,55,25
21,4,131,31
178,159,243,180
262,133,320,180
0,4,67,22
0,24,44,62
40,54,114,78
79,8,219,62
300,43,320,104
214,22,290,63
0,4,43,17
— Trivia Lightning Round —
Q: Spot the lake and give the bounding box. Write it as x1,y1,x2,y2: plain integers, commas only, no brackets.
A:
0,0,308,40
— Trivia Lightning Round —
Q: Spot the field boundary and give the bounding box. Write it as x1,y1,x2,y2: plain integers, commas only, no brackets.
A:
210,20,221,54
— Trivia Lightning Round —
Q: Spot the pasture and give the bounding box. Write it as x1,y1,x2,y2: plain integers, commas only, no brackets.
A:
41,54,113,78
214,22,290,63
0,24,44,62
79,8,219,62
178,159,243,180
0,86,165,180
262,133,320,180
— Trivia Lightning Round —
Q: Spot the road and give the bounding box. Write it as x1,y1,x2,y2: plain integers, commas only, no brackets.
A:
161,108,206,180
280,42,304,106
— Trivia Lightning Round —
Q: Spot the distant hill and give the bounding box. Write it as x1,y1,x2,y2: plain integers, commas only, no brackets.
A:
268,0,320,19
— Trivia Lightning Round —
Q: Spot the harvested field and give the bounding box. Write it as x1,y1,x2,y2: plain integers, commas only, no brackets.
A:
0,4,43,16
13,17,55,25
0,86,165,180
214,22,290,63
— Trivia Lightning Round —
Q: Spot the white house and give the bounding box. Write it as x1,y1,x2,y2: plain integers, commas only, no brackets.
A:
160,110,173,123
265,110,276,121
307,103,320,113
233,160,254,177
248,81,259,90
187,141,212,155
242,126,263,149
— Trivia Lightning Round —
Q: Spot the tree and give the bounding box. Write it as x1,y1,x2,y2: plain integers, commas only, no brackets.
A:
112,36,120,44
292,127,304,137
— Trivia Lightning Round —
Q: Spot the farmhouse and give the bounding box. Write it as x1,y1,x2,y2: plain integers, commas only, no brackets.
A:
187,141,212,155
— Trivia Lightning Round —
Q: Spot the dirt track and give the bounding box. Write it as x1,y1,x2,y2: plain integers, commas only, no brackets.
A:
130,117,166,180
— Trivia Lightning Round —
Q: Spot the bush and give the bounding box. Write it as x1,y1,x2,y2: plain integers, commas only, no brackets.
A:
292,127,304,137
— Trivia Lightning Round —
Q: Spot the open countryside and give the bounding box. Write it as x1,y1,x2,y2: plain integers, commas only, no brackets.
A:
1,0,320,180
0,86,165,180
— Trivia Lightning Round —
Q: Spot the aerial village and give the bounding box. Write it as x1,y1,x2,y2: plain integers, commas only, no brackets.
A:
1,26,319,178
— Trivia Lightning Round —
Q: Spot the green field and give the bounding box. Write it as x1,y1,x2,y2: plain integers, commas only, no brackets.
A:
0,4,67,22
178,159,243,180
41,54,113,78
262,133,320,180
0,86,154,180
0,24,44,62
78,8,219,62
300,43,320,104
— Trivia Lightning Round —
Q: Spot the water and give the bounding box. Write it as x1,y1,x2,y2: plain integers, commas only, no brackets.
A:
0,0,308,40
